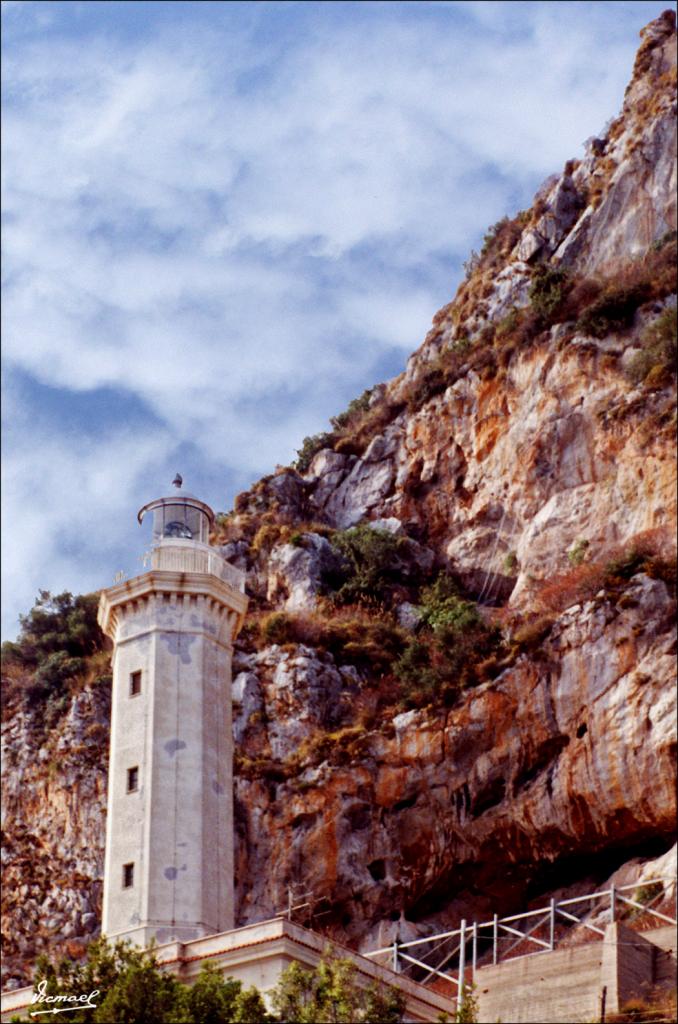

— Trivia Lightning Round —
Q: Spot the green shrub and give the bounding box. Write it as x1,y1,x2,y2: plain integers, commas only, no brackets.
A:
632,881,664,906
420,585,480,635
261,611,293,645
481,216,511,256
512,616,555,650
406,364,448,411
308,612,405,674
271,954,404,1023
452,335,472,354
325,526,407,605
529,265,569,322
2,590,102,670
463,250,480,278
625,348,655,385
31,937,270,1024
568,539,590,567
1,591,104,720
651,228,677,252
330,388,374,431
394,640,441,706
495,307,523,340
575,284,649,338
254,606,407,676
394,575,502,709
626,306,677,386
503,551,518,573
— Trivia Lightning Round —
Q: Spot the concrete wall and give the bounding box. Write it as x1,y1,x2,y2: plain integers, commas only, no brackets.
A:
476,941,603,1023
600,923,655,1011
476,921,676,1023
646,925,677,989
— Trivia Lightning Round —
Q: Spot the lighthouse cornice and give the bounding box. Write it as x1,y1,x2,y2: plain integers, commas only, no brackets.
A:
98,568,248,640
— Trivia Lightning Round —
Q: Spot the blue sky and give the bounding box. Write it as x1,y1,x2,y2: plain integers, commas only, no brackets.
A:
1,0,674,638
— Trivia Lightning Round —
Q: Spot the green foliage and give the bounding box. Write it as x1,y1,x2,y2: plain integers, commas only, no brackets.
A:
330,388,374,431
463,212,528,279
418,575,481,634
271,955,405,1023
179,963,270,1024
1,590,104,718
575,284,649,338
94,958,184,1023
394,574,501,709
436,984,479,1023
604,548,650,582
631,881,664,906
626,305,677,386
406,363,448,411
502,551,518,573
32,938,171,1024
295,432,336,473
2,590,102,669
528,265,568,322
481,217,511,257
512,616,555,650
326,525,407,605
567,539,590,567
394,639,440,706
495,307,522,339
454,984,479,1023
30,938,270,1024
462,250,480,278
261,611,293,645
256,606,406,677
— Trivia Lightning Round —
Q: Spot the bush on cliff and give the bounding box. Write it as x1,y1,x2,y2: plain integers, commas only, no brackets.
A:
2,590,102,669
330,388,374,431
529,265,569,322
1,591,106,719
394,574,502,709
575,283,650,338
257,605,406,676
325,525,409,605
626,305,677,386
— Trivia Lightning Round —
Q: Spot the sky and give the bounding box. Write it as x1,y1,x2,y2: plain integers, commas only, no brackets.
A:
1,0,674,639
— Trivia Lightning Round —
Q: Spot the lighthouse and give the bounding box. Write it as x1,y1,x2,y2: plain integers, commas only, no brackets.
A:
98,477,247,946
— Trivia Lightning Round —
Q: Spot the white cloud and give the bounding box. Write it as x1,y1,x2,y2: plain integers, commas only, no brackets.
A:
1,420,174,629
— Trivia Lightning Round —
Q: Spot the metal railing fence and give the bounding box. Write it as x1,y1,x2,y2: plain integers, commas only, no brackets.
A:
364,875,677,1014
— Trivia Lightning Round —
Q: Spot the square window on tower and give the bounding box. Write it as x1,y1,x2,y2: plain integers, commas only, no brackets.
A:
129,671,142,696
127,766,139,792
122,863,134,889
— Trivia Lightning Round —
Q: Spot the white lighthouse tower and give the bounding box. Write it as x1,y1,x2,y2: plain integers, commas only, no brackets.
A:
98,476,247,947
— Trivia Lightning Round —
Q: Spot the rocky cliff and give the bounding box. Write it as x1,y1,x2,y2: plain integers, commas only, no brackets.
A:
2,10,676,990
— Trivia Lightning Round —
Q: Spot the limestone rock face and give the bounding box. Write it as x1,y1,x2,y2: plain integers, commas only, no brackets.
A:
1,687,110,988
2,11,676,989
311,434,399,528
561,11,677,274
267,534,341,611
233,573,676,944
